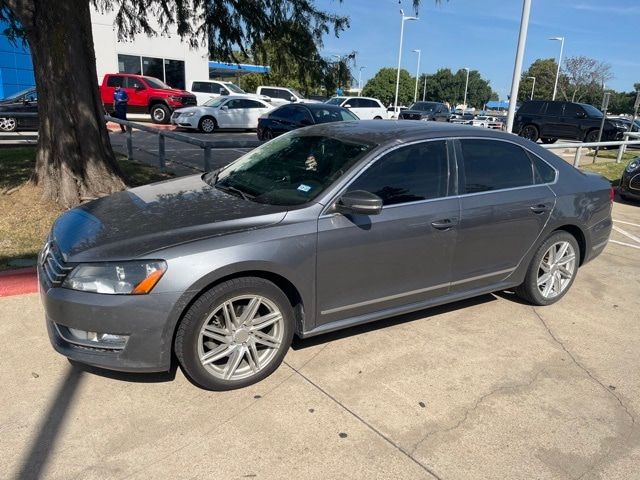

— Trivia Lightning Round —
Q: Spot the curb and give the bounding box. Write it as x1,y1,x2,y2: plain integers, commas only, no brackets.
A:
0,267,38,297
106,122,176,133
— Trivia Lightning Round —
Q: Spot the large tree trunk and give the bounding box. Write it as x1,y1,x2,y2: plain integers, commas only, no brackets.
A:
8,0,125,208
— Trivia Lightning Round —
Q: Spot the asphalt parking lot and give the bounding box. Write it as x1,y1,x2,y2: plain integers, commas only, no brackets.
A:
1,200,639,479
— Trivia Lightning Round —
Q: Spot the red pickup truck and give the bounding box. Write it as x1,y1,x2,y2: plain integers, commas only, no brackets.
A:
100,73,197,124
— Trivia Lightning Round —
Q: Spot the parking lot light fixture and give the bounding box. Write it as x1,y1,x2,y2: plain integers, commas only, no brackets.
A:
527,76,536,100
394,9,418,113
550,36,565,101
412,49,421,103
462,67,470,113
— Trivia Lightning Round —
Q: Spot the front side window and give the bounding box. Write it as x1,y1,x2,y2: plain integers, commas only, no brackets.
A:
143,76,171,89
290,106,313,123
348,141,449,206
226,99,244,109
460,139,535,193
204,97,227,108
563,103,582,117
580,103,603,118
311,107,358,123
208,133,375,206
106,76,125,87
326,97,346,105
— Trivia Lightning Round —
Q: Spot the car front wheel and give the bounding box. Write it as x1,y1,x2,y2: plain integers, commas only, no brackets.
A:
198,116,216,133
0,117,17,132
175,277,295,390
515,231,579,306
519,124,539,142
150,104,171,124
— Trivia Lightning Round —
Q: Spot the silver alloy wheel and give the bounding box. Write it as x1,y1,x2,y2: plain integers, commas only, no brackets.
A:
197,295,284,381
201,118,215,133
152,107,166,122
537,241,576,299
0,117,17,131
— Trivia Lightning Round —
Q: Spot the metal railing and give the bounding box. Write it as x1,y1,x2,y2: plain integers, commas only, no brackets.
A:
540,132,640,167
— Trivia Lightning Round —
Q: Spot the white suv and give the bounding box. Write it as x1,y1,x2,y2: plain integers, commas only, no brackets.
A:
325,96,387,120
189,80,269,106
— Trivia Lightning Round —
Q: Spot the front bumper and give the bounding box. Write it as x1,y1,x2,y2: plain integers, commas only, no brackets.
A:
40,273,183,373
619,170,640,201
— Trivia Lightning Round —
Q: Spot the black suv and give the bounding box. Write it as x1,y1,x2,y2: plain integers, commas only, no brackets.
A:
513,100,625,144
0,88,38,132
399,101,450,122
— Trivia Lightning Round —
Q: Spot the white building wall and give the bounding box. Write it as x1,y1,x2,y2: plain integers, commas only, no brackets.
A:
90,9,209,89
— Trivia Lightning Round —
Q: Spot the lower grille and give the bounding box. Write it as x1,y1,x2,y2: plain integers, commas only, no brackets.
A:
182,96,197,106
630,174,640,191
40,242,73,287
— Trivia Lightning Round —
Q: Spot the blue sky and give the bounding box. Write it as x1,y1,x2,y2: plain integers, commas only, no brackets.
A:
315,0,640,98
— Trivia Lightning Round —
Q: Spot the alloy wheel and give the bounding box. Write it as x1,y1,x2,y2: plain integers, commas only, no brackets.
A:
201,118,215,133
520,125,538,141
153,108,166,122
537,241,576,299
197,295,284,381
0,117,17,132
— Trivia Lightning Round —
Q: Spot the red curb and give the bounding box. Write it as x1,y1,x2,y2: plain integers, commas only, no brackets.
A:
106,122,176,132
0,267,38,297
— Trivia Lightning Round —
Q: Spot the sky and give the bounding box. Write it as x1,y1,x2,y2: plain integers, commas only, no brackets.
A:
314,0,640,99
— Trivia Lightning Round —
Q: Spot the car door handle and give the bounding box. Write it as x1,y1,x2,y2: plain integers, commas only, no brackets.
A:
530,204,551,214
431,218,458,231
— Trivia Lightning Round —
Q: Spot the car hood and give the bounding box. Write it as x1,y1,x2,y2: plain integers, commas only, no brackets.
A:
155,88,193,97
174,106,210,115
51,175,289,262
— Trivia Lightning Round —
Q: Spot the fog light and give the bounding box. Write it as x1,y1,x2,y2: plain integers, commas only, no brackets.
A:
59,325,128,350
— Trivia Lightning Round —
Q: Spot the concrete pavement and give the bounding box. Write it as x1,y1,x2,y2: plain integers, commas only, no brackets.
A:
1,201,639,480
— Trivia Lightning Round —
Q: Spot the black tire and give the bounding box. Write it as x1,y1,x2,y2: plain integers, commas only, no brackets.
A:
150,104,171,124
374,116,383,120
175,277,295,391
584,129,600,143
263,128,274,140
198,116,216,133
519,124,539,142
515,231,580,306
0,117,17,132
541,137,557,144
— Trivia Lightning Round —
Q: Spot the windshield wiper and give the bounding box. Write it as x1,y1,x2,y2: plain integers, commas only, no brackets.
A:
203,168,222,186
215,183,254,201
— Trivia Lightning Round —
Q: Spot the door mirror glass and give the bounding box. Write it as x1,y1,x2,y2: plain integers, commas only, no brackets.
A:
220,105,229,111
343,104,352,109
336,190,383,215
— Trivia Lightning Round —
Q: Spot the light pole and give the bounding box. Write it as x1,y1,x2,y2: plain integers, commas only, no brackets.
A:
423,74,428,101
332,54,342,93
550,36,564,101
412,49,421,103
358,66,366,90
462,67,470,112
394,9,418,112
527,76,536,100
506,0,532,133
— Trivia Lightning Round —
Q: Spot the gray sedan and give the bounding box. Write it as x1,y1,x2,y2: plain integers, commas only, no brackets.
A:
39,121,613,390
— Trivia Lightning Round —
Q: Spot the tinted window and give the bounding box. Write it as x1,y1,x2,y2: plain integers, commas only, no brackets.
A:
580,103,603,118
531,154,556,184
272,105,296,119
311,107,358,123
128,77,145,89
517,101,544,114
545,102,564,116
460,139,534,193
410,102,438,112
326,97,346,105
226,99,244,109
106,76,125,87
164,59,185,89
261,88,278,98
359,99,379,108
240,99,266,109
192,81,213,93
290,106,313,123
349,141,449,206
118,54,142,75
563,103,582,117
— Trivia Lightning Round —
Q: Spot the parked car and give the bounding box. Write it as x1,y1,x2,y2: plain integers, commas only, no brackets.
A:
171,95,273,133
399,101,450,121
387,105,408,119
100,73,197,124
449,113,475,125
40,121,612,391
619,156,640,202
188,80,270,105
325,96,387,120
513,100,626,144
257,103,358,140
255,86,319,106
0,87,38,132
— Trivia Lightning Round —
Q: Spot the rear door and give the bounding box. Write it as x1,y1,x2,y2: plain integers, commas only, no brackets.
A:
217,98,244,127
562,103,585,140
239,99,270,128
125,76,149,112
316,140,459,325
450,138,556,292
21,90,39,128
103,75,124,110
540,102,571,139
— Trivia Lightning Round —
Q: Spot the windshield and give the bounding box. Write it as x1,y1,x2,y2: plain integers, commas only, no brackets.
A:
410,102,438,112
204,97,227,108
326,97,346,105
289,88,304,99
580,103,603,118
143,76,172,89
224,83,246,94
2,87,35,101
206,133,374,206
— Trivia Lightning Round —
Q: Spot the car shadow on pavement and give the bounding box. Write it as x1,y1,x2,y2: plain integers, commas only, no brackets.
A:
15,365,84,480
66,359,178,384
292,294,497,350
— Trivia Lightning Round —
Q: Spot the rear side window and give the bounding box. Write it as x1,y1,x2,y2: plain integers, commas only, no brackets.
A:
563,103,582,117
272,105,296,119
106,76,124,87
459,139,534,193
545,102,564,116
192,82,213,93
518,101,544,115
359,99,379,108
348,141,449,205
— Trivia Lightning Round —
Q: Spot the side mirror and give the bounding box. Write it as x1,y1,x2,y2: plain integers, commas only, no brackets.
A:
576,111,587,118
290,96,297,102
221,89,229,96
343,104,352,109
220,105,229,111
336,190,383,216
22,98,30,105
135,86,145,91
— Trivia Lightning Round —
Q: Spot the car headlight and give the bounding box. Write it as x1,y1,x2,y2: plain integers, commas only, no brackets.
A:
180,112,195,117
626,158,640,173
62,261,167,295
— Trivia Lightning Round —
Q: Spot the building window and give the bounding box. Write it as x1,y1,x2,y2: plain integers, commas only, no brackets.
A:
117,54,185,89
118,54,142,75
164,59,185,90
142,56,163,81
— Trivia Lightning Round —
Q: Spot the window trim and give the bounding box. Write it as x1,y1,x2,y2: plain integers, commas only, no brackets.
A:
453,136,559,198
320,138,454,216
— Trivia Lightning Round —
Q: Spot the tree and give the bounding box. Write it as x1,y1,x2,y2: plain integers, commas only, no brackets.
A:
559,55,613,103
419,68,496,108
362,68,415,106
0,0,355,207
518,58,557,101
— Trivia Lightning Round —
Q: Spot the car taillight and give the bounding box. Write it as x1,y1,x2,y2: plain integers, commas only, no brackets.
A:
609,186,615,204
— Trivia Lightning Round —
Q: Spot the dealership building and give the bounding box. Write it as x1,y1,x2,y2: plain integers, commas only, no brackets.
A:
0,9,268,99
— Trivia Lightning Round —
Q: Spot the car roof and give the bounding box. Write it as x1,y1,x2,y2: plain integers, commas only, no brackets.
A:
283,103,347,111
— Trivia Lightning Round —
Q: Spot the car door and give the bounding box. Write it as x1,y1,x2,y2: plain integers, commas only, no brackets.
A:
269,105,300,134
316,140,459,326
450,138,555,293
346,98,369,119
125,76,148,113
219,99,246,128
21,90,38,128
562,103,585,140
540,102,570,139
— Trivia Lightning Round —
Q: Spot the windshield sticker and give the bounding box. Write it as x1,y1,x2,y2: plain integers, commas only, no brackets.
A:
297,184,312,193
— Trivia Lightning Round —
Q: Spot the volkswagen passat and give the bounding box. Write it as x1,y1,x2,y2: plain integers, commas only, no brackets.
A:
40,121,613,390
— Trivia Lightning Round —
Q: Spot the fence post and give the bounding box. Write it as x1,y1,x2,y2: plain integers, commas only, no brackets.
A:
616,135,627,164
573,146,582,167
126,124,133,161
158,133,166,171
203,146,212,172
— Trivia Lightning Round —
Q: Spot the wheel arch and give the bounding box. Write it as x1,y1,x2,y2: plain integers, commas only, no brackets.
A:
147,98,170,112
550,224,586,265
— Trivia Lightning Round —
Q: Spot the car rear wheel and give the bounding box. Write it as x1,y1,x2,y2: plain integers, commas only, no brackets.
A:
263,128,274,140
198,116,216,133
150,104,171,124
519,124,539,142
175,277,294,391
541,137,557,144
584,130,599,143
374,116,383,120
0,117,17,132
515,231,579,306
